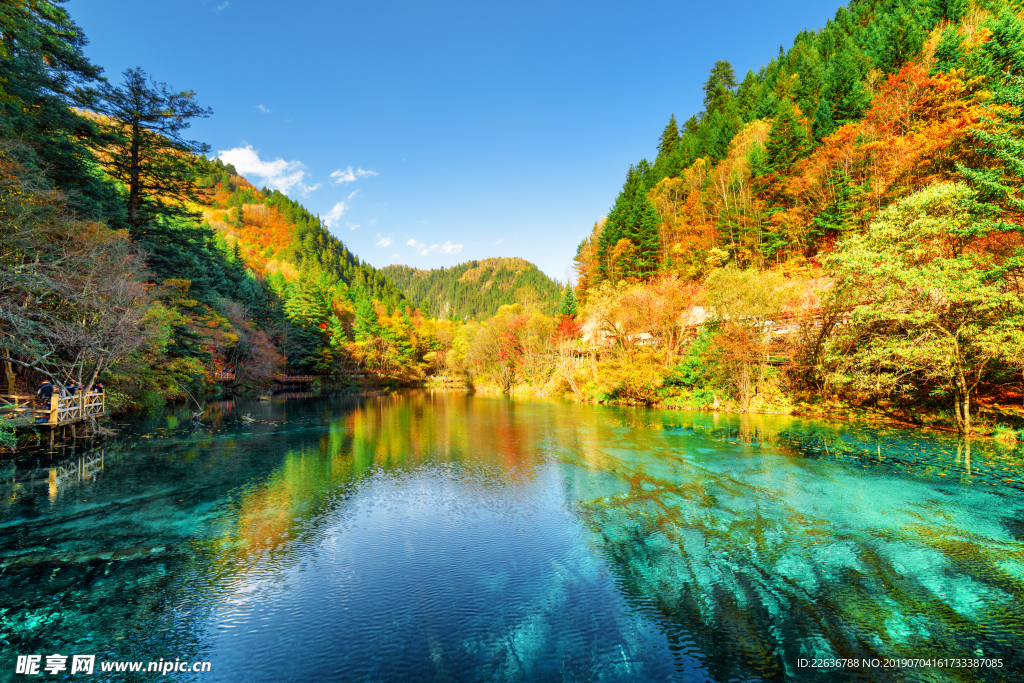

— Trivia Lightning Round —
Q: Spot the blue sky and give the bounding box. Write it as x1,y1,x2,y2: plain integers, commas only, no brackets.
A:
71,0,845,281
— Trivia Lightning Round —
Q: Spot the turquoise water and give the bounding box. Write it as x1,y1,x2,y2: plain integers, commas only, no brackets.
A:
1,391,1022,682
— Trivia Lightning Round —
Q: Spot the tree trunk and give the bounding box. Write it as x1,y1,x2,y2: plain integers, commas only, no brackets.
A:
953,372,971,434
129,122,141,230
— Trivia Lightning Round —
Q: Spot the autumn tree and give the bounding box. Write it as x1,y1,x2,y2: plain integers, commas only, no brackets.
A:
825,183,1024,433
705,266,803,409
0,142,156,392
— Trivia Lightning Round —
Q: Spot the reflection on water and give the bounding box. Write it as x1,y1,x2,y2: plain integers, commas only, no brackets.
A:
1,392,1022,682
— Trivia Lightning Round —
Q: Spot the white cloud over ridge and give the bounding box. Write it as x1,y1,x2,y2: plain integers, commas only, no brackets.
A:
217,145,319,196
406,238,463,256
323,202,347,228
376,235,392,248
330,166,378,185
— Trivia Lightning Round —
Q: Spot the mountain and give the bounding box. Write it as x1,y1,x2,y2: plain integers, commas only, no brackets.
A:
382,258,562,319
195,158,408,308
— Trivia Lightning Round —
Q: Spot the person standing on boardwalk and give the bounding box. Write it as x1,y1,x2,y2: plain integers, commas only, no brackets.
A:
36,380,55,420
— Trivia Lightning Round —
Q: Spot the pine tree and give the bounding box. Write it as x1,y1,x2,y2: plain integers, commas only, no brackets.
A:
930,27,964,76
980,9,1024,78
868,1,927,75
625,195,662,278
810,171,855,241
703,60,737,115
957,76,1024,212
558,285,578,318
598,161,651,280
353,297,381,342
813,99,835,140
94,67,213,235
765,99,810,172
789,42,826,118
656,115,680,159
825,36,870,123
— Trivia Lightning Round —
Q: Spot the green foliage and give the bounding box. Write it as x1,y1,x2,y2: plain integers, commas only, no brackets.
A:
381,258,561,320
661,328,719,406
931,27,965,76
558,285,578,318
703,60,738,115
95,67,212,233
764,98,810,172
809,171,856,242
957,75,1024,211
656,114,680,160
0,420,17,450
353,296,381,342
825,183,1024,433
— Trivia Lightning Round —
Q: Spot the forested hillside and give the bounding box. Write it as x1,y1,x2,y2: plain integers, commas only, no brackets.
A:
442,0,1024,436
4,0,1024,438
0,0,453,422
381,258,561,319
195,158,407,307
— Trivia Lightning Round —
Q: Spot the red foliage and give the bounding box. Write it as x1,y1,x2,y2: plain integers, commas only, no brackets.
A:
552,315,582,343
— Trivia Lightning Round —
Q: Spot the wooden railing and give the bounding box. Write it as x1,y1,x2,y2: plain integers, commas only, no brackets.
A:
0,391,105,425
214,371,235,382
274,374,319,383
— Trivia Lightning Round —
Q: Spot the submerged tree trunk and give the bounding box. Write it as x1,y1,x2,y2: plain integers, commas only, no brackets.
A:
953,372,971,435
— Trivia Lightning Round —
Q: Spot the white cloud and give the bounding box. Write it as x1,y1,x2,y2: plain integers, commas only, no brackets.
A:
256,104,270,114
392,253,400,259
323,202,347,228
406,238,463,256
496,238,504,245
216,1,229,11
217,145,319,196
376,234,392,248
346,190,359,200
330,166,378,185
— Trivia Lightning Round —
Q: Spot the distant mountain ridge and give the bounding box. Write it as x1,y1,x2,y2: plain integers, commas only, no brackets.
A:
382,257,561,319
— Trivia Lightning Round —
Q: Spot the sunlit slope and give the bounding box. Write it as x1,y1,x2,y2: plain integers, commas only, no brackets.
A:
197,159,407,307
382,257,562,319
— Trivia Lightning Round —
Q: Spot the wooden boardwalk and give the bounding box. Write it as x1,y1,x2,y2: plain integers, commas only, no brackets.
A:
213,373,323,384
0,392,106,427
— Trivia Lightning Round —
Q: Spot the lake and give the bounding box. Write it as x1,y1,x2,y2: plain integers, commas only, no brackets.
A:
1,391,1022,682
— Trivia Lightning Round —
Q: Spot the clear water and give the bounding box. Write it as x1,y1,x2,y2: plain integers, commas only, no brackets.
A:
1,391,1023,682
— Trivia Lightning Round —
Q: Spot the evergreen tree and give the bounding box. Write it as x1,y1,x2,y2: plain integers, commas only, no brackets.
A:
809,171,855,241
353,296,381,342
94,67,213,235
813,99,836,140
868,1,927,74
656,114,680,160
703,60,737,115
0,0,123,224
957,76,1024,211
598,161,651,279
558,285,578,318
825,36,870,123
980,9,1024,77
789,42,826,118
764,99,809,172
624,194,662,278
930,27,964,76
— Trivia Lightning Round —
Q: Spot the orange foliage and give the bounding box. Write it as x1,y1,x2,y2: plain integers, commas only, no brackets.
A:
785,63,982,233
